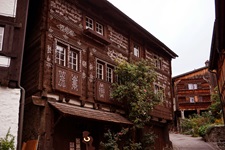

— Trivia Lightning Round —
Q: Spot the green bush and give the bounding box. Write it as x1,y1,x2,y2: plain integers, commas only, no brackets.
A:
0,128,15,150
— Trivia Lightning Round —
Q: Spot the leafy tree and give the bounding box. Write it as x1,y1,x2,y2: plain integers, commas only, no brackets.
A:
209,86,222,119
112,60,160,128
101,60,161,149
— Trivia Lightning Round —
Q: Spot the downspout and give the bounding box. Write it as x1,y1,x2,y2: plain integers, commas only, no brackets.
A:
17,0,30,149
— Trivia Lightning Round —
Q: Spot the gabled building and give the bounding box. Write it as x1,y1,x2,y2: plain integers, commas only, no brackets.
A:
209,0,225,124
21,0,177,149
0,0,29,149
172,62,217,131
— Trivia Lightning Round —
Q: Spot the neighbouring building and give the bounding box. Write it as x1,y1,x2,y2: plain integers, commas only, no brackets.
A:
0,0,29,149
21,0,177,149
172,62,217,131
209,0,225,124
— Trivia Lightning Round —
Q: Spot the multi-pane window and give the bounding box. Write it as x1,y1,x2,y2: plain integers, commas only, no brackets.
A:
107,65,114,83
55,41,80,71
0,27,4,51
55,44,66,66
97,61,104,80
85,16,104,35
69,49,79,71
96,22,103,35
86,17,93,30
188,83,197,90
133,44,140,57
96,60,114,82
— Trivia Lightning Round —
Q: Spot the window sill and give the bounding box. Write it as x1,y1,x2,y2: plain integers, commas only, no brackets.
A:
83,29,111,45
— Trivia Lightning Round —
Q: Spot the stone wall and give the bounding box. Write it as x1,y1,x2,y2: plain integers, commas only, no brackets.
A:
204,125,225,149
0,86,20,147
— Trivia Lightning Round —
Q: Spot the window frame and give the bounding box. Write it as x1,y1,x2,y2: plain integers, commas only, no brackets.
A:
55,40,81,71
154,84,165,101
133,44,140,57
96,59,114,83
0,26,4,51
188,83,198,90
85,16,104,35
154,55,162,69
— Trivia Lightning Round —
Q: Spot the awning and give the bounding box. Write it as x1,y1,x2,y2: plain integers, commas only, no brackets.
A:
49,101,132,125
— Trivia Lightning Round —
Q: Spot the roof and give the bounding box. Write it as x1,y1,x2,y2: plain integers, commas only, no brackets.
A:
173,66,208,79
49,101,132,125
70,0,178,59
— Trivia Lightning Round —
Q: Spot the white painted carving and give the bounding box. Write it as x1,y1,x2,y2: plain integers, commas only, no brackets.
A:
57,24,75,37
82,72,86,79
47,55,51,62
47,45,52,54
71,74,78,91
99,83,105,98
89,63,93,70
58,70,66,88
107,48,128,62
82,61,87,68
89,73,93,83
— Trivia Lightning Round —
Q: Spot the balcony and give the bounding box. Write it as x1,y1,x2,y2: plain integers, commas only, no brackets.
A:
95,79,112,103
54,65,82,96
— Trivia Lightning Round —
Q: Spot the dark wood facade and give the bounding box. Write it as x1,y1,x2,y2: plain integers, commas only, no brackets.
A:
173,64,217,131
209,0,225,124
21,0,177,149
0,0,29,87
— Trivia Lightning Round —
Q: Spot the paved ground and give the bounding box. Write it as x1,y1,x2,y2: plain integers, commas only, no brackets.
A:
170,133,221,150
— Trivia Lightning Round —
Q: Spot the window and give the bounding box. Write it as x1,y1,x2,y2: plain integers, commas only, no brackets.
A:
97,61,104,80
190,97,195,103
55,40,80,71
86,17,93,30
85,16,104,35
154,84,165,101
154,56,161,69
96,22,103,35
107,65,114,83
188,83,197,90
96,60,114,82
0,0,17,17
133,44,140,57
0,27,4,51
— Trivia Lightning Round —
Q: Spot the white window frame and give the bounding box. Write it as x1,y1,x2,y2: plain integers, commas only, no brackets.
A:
68,48,79,71
55,40,80,71
85,17,93,30
134,44,140,57
0,27,4,51
96,22,103,35
107,65,114,83
55,44,66,66
97,61,104,80
188,83,197,90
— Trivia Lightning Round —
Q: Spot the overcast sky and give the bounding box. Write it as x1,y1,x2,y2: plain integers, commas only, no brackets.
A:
107,0,215,76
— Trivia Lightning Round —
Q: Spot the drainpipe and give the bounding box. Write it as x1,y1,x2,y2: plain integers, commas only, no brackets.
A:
16,0,30,149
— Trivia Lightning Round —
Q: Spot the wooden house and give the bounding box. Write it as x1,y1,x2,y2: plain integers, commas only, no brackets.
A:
209,0,225,123
0,0,29,149
0,0,29,87
21,0,177,149
172,62,217,131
